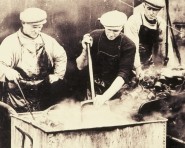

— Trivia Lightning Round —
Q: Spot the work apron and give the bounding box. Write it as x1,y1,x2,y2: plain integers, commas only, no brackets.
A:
92,33,121,95
3,34,52,112
139,16,159,69
94,51,120,95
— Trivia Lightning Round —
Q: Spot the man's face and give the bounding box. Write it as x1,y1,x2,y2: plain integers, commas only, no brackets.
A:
144,3,161,21
104,27,122,40
22,23,43,38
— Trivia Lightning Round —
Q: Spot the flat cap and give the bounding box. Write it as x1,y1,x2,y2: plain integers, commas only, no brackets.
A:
99,10,127,29
20,7,47,24
144,0,165,9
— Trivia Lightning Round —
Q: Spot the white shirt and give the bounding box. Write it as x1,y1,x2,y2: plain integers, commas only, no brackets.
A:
0,29,67,81
124,6,175,68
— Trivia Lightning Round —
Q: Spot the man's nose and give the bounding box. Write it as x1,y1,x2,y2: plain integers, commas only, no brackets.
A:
109,31,115,36
149,9,155,15
34,27,42,32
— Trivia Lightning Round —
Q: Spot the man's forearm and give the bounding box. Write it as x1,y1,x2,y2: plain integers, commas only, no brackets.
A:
102,76,125,100
0,63,12,82
76,48,88,70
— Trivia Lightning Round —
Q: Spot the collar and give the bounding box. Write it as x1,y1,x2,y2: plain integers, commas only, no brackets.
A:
20,27,40,39
144,14,157,24
141,12,158,30
17,29,44,46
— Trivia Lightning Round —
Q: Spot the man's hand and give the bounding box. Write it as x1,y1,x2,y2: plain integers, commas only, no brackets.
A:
5,68,22,82
49,74,60,83
82,33,93,49
76,34,92,70
0,102,18,116
136,67,144,80
93,95,108,107
7,107,18,116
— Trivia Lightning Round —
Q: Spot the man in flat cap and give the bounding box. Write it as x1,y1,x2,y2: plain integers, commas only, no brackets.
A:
76,10,136,106
124,0,175,76
0,7,67,113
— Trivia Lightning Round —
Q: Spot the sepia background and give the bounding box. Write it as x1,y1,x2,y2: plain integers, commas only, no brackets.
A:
0,0,185,147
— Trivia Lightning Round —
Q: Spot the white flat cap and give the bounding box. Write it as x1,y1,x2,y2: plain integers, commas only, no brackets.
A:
20,7,47,24
145,0,165,9
99,10,127,28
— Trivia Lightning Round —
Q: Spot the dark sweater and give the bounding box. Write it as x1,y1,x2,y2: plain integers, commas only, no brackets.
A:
89,29,136,86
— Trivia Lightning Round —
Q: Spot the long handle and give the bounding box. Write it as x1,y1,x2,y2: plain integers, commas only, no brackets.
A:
166,0,181,65
164,0,169,66
87,43,95,99
14,79,35,120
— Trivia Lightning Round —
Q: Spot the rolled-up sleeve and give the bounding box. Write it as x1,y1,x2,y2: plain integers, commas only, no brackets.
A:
124,14,141,68
117,37,136,83
51,39,67,80
0,36,17,82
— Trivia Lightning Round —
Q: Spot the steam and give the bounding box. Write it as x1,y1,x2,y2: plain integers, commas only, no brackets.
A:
23,85,154,131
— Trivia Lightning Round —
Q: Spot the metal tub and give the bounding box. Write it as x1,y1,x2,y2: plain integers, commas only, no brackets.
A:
11,112,167,148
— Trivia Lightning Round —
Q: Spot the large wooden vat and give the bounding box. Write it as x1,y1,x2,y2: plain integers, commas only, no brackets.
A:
11,112,167,148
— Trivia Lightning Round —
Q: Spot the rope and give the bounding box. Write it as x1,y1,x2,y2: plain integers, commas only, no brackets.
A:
119,0,134,8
